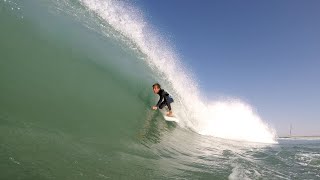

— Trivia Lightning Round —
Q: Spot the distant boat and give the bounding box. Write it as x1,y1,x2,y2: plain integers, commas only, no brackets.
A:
279,124,293,139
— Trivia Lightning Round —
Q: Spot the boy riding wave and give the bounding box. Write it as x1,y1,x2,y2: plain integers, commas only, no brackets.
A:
152,83,174,117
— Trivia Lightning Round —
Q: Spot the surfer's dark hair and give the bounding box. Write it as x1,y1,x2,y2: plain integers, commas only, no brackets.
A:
152,83,161,89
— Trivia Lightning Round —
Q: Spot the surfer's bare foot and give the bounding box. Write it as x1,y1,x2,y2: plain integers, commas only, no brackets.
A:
166,111,173,117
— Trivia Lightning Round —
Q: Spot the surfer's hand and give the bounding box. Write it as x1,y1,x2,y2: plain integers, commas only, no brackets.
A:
152,106,158,110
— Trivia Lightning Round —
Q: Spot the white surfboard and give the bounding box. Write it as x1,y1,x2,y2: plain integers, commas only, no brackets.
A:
163,115,179,122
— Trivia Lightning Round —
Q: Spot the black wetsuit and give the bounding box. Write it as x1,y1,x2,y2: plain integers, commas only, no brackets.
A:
156,89,173,110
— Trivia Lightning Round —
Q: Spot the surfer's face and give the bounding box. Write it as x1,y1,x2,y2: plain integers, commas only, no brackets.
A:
153,87,160,94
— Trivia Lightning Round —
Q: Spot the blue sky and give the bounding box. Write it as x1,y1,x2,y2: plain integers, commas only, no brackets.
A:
138,0,320,136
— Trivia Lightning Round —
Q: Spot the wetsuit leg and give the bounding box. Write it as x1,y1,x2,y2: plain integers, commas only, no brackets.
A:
166,102,172,111
164,96,172,111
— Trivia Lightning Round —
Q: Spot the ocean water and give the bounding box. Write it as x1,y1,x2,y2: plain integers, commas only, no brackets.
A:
1,0,319,179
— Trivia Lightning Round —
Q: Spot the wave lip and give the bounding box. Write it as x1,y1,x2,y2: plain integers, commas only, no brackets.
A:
80,0,277,143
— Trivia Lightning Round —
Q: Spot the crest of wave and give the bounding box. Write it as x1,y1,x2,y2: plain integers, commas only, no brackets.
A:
80,0,277,143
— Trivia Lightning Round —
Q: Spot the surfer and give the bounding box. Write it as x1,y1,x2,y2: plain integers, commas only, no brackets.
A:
152,83,174,117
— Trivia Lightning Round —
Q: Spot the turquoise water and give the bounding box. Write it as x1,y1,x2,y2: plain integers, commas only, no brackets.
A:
1,0,319,179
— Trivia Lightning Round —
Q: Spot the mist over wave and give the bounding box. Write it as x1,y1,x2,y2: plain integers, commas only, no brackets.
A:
79,0,277,143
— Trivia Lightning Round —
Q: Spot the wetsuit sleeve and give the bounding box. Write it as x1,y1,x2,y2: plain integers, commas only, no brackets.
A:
156,94,164,107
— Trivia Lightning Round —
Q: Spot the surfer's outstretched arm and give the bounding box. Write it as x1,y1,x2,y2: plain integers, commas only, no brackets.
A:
156,95,164,108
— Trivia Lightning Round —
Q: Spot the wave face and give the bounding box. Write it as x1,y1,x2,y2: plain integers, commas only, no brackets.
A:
78,0,277,143
5,0,320,180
